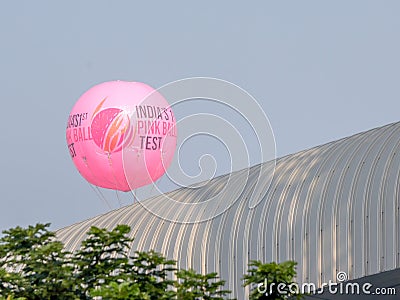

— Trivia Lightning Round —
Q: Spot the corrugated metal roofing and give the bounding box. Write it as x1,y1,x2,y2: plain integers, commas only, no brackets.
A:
57,121,400,299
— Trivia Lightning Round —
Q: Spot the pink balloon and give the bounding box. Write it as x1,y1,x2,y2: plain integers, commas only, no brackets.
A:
66,81,177,192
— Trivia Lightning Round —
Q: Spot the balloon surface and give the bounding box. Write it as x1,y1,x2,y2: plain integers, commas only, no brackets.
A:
66,81,177,191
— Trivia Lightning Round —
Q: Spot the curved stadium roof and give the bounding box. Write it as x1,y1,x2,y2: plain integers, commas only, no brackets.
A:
57,121,400,299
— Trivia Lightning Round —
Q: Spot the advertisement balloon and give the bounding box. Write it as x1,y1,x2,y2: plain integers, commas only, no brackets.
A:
66,81,177,192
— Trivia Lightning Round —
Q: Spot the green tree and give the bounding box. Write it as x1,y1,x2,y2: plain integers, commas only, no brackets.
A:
75,225,177,299
89,281,147,299
0,223,233,300
0,223,303,300
0,223,75,300
0,296,26,300
128,250,176,299
72,225,133,298
243,260,303,300
175,269,231,300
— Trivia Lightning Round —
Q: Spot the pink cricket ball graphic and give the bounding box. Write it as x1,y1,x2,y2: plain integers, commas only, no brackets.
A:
66,81,177,192
91,107,135,153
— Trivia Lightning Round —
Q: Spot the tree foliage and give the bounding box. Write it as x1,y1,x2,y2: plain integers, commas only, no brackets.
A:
175,269,230,300
243,260,303,300
0,223,302,299
0,223,231,300
0,223,75,299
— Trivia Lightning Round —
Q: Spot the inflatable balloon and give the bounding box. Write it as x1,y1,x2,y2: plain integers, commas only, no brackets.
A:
66,81,177,192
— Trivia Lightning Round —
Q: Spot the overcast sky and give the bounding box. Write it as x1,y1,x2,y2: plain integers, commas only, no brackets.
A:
0,1,399,231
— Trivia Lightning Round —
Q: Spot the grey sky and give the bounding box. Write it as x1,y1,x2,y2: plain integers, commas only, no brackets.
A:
0,1,399,231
